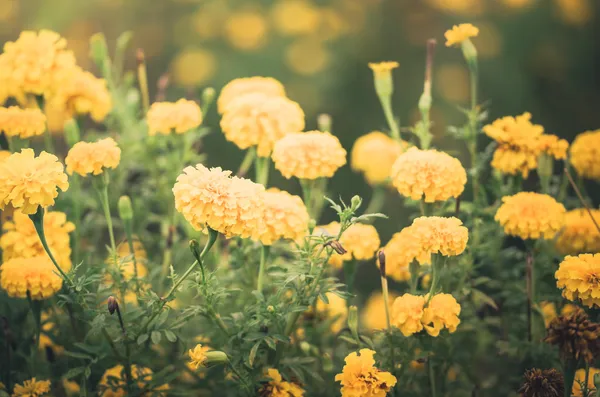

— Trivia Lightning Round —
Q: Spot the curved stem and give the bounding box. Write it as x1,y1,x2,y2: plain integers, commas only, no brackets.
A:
257,245,270,292
99,173,117,255
365,186,386,216
237,148,256,178
380,96,401,142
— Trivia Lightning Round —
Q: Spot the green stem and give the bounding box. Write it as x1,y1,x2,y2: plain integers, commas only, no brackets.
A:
72,174,82,266
364,186,386,216
584,363,591,397
27,294,42,374
563,359,577,397
427,256,445,300
429,359,437,397
380,96,401,142
526,249,535,342
237,148,256,178
343,259,358,294
99,173,117,255
409,260,419,294
208,307,230,336
300,179,314,219
257,245,270,292
43,130,55,153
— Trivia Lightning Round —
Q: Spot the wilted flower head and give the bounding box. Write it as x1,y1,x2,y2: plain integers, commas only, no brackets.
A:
0,149,69,214
188,344,210,369
217,76,286,114
220,93,305,157
421,293,461,336
316,292,348,333
65,137,121,176
570,130,600,181
11,377,51,397
146,99,202,136
351,131,408,185
272,131,347,180
259,368,305,397
391,293,425,336
444,23,479,47
495,192,565,240
258,188,309,245
410,216,469,264
98,365,169,397
556,254,600,308
555,209,600,255
0,256,63,300
545,307,600,363
335,349,397,397
0,106,46,139
518,368,564,397
316,222,380,269
390,147,467,203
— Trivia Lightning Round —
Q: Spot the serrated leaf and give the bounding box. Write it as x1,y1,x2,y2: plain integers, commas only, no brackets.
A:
248,340,261,368
137,333,149,345
164,330,177,343
151,331,162,344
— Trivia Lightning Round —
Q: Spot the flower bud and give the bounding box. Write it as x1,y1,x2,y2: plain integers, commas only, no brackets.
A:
204,351,229,365
63,119,80,147
369,62,399,99
327,240,347,255
89,33,109,65
267,305,275,313
118,196,133,221
115,31,133,54
189,239,202,263
202,87,216,108
351,195,362,211
378,250,386,278
317,113,332,132
308,219,316,233
348,305,359,341
107,296,118,315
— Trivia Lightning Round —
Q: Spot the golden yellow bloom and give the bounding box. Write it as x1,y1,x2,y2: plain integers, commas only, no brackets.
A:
390,147,467,203
258,188,309,245
39,333,64,355
98,365,169,397
11,377,51,397
173,164,265,238
316,222,380,269
570,130,600,180
561,303,579,316
351,131,408,185
1,210,74,269
272,131,347,180
409,216,469,264
540,301,557,328
381,228,424,281
217,76,286,114
572,367,600,397
421,293,461,336
444,23,479,46
0,150,10,163
495,192,565,240
368,61,399,77
0,256,62,300
106,238,148,281
0,149,69,214
316,292,348,333
220,93,305,157
362,291,398,330
188,343,210,369
259,368,305,397
0,106,46,139
556,253,600,308
147,99,202,136
65,137,121,176
62,379,80,396
556,209,600,255
391,293,426,336
335,349,397,397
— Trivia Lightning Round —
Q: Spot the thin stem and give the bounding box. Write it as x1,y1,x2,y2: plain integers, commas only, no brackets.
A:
380,97,401,142
381,275,396,376
343,260,359,294
27,294,42,374
72,174,82,265
584,363,591,397
526,250,534,342
409,260,419,294
237,148,256,178
565,167,600,235
208,307,230,336
257,245,270,292
364,186,386,216
99,173,117,255
255,156,270,186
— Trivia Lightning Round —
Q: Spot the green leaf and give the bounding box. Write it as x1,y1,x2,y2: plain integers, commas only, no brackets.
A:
151,330,162,344
63,350,93,360
164,330,177,343
63,367,85,379
248,340,262,368
137,333,149,345
471,289,498,310
264,337,276,350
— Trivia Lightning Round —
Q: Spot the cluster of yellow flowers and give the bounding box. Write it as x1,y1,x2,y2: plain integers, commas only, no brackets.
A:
259,188,309,245
65,137,121,176
555,209,600,254
391,293,461,337
556,253,600,308
259,368,305,397
98,365,169,397
0,256,63,300
0,106,46,139
146,99,203,136
569,129,600,181
315,221,380,269
351,131,408,185
10,377,51,397
335,349,397,397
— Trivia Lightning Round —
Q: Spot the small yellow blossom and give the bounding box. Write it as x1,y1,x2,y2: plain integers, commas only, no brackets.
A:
220,93,305,157
217,76,286,114
561,303,579,316
0,106,46,139
444,23,479,47
65,137,121,176
495,192,565,240
570,130,600,180
105,238,149,281
335,349,397,397
147,99,202,136
381,228,424,281
0,149,69,214
259,368,305,397
391,294,426,336
351,131,409,185
316,222,380,269
39,333,64,355
368,61,399,77
421,293,461,336
258,188,309,245
390,147,467,203
409,216,469,264
11,377,51,397
362,291,398,330
272,131,347,180
556,253,600,308
316,292,348,333
573,367,600,397
0,256,63,300
98,365,169,397
556,209,600,255
539,301,557,328
62,378,80,396
188,343,210,369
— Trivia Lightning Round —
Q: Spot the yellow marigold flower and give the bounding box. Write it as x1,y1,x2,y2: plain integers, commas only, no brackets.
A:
146,99,202,136
421,293,461,336
0,256,62,300
409,216,469,264
316,222,380,269
556,209,600,255
0,149,68,215
573,367,600,397
537,134,569,160
188,343,210,369
361,291,398,330
444,23,479,47
351,131,409,185
217,76,286,114
316,292,348,333
258,188,309,245
539,301,557,328
272,131,347,180
173,164,265,238
570,130,600,180
390,147,467,203
335,349,397,397
495,192,565,240
11,377,51,397
0,150,10,162
556,253,600,308
391,293,426,336
259,368,305,397
39,333,64,355
381,228,424,281
561,303,579,316
65,137,121,176
98,365,169,397
490,146,538,177
106,238,148,281
0,106,46,139
368,61,399,74
220,93,305,157
62,378,80,396
1,210,74,270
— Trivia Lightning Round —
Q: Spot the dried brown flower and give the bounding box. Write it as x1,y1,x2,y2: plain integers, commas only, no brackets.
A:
545,308,600,363
518,368,564,397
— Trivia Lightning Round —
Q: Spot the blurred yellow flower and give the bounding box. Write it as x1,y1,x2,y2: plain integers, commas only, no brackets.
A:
39,332,64,355
351,131,408,185
409,216,469,265
381,227,424,281
539,301,557,328
316,292,348,333
224,10,269,51
572,367,600,396
188,343,210,369
147,99,202,136
106,238,148,281
316,222,380,269
259,368,305,397
0,150,9,163
220,93,305,157
11,377,51,397
0,149,69,214
561,303,579,316
361,291,398,330
391,293,425,336
555,209,600,255
426,0,484,16
272,131,347,180
421,293,461,336
444,23,479,47
171,48,216,87
502,0,536,9
62,378,80,396
0,256,63,300
555,0,592,26
258,188,309,245
335,349,397,397
65,137,121,176
98,365,169,397
436,64,470,103
570,130,600,181
495,192,565,240
218,76,285,114
285,37,330,75
271,0,321,36
0,106,46,139
556,253,600,308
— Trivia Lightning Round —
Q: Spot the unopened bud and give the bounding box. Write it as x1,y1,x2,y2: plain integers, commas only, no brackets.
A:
351,195,362,211
267,305,275,313
136,48,145,65
317,113,332,132
116,31,133,53
107,296,118,315
378,250,386,278
89,33,109,65
369,61,399,99
327,240,347,255
189,240,202,263
204,351,229,365
63,119,80,147
348,305,359,341
202,87,216,108
308,219,316,233
118,196,133,221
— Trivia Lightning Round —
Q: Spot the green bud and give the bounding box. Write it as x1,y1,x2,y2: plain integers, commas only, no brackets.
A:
460,39,478,73
202,87,216,108
116,31,133,54
351,195,362,211
189,239,202,263
89,33,109,66
204,351,229,365
118,196,133,221
308,219,316,233
348,305,359,342
317,113,332,133
63,118,80,147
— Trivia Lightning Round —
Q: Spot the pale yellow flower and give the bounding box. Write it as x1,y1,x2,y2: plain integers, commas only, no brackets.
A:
391,293,425,336
409,216,469,264
217,76,285,114
65,137,121,176
11,377,51,397
147,99,202,136
258,188,309,245
361,291,398,330
444,23,479,47
335,349,397,397
351,131,408,185
316,222,380,269
573,367,600,397
421,293,461,336
381,227,424,281
0,256,63,300
0,106,46,139
259,368,305,397
188,344,210,369
555,209,600,255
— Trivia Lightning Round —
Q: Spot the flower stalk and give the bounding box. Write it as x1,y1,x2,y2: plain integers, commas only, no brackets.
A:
257,245,271,292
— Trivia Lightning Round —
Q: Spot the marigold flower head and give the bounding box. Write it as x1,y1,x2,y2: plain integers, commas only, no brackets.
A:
362,292,398,330
421,293,461,336
173,164,265,239
98,365,169,397
258,188,309,245
495,192,565,240
0,106,46,139
11,377,51,397
518,368,564,397
188,343,210,369
1,210,74,269
272,131,347,180
106,238,148,281
335,349,397,397
540,301,558,328
556,254,600,308
65,137,121,176
0,150,10,163
390,147,466,203
0,256,63,300
409,216,469,264
351,131,408,185
391,293,425,336
316,222,380,269
259,368,305,397
545,307,600,363
220,93,305,157
0,149,69,214
444,23,479,47
555,209,600,255
147,99,202,136
368,61,399,75
572,368,600,397
570,130,600,180
316,292,348,333
381,228,424,281
217,76,286,114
